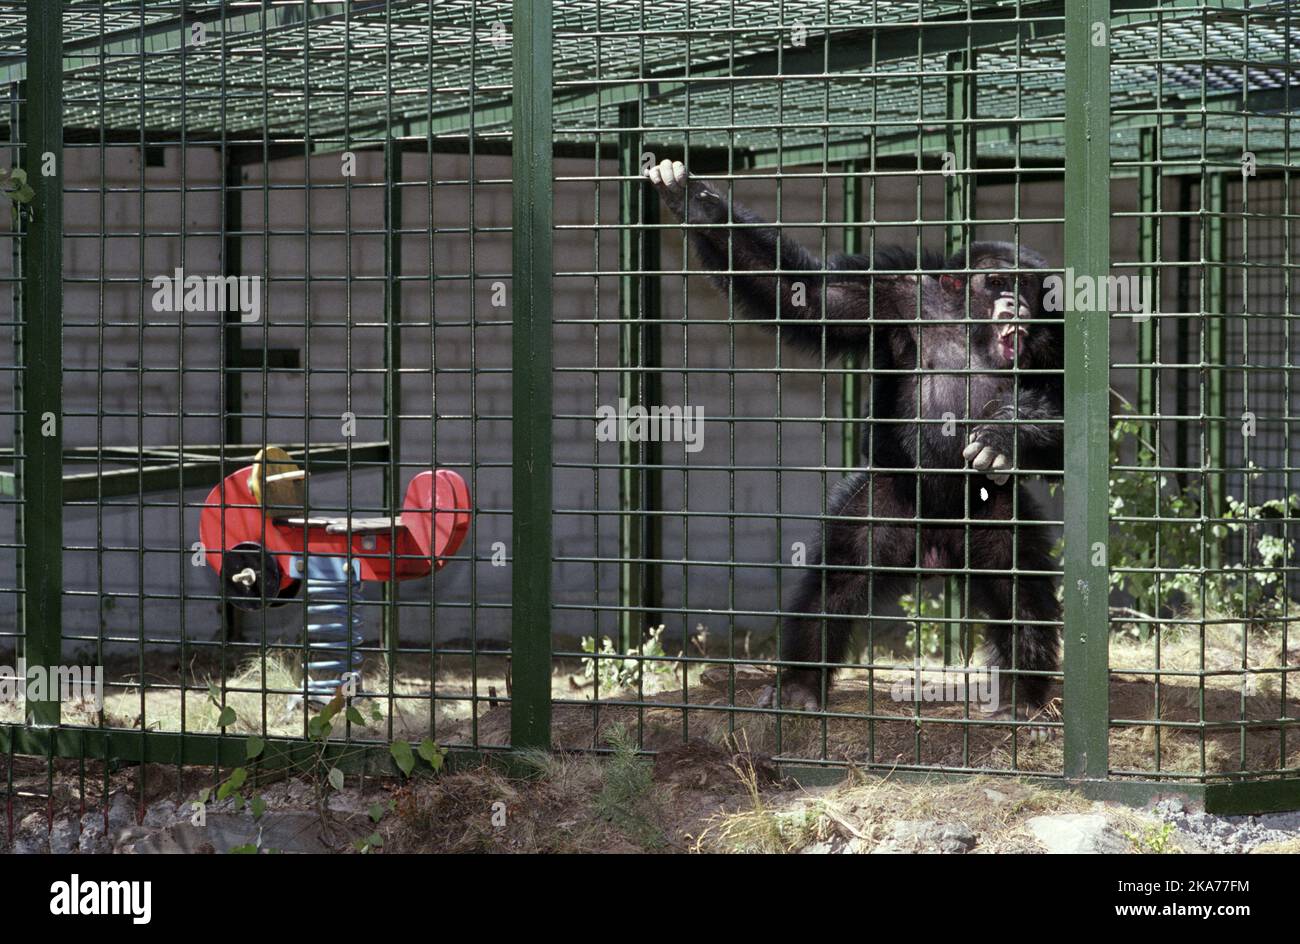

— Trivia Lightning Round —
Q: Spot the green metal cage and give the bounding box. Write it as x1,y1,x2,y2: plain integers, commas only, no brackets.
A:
1,0,1298,820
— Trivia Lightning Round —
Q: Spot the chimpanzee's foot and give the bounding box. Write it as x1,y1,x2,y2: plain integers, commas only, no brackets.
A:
981,700,1057,743
755,678,821,712
1017,711,1056,744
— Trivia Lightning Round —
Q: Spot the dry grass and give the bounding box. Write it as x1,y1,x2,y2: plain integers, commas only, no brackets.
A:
0,717,1214,855
459,670,1300,779
695,772,1106,853
1,621,1294,781
378,745,734,853
1251,837,1300,854
1108,620,1300,776
371,737,1120,854
1111,620,1294,688
451,621,1299,779
0,650,519,743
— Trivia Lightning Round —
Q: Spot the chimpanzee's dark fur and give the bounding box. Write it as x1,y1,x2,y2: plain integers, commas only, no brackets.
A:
651,172,1063,714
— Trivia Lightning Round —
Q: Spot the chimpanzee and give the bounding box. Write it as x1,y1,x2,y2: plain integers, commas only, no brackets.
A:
645,159,1063,717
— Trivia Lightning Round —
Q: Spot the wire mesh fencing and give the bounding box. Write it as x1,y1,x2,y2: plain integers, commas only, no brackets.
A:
0,1,1297,820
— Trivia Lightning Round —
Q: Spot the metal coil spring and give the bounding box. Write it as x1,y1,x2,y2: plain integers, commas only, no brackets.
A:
301,554,364,700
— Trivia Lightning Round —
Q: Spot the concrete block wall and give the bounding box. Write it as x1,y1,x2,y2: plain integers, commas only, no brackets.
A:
8,144,1234,661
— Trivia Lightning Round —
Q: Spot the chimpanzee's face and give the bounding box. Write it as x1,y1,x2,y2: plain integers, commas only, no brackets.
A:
942,267,1043,367
976,270,1040,365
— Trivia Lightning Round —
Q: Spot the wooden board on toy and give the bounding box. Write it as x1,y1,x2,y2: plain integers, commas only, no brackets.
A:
277,516,400,533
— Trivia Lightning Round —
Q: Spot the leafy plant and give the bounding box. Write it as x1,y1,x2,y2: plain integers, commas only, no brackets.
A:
195,689,444,853
899,590,949,660
1124,821,1176,854
390,737,446,777
1108,409,1298,624
581,624,676,693
595,725,664,848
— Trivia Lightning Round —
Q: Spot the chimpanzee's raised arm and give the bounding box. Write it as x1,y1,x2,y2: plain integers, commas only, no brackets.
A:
645,159,927,357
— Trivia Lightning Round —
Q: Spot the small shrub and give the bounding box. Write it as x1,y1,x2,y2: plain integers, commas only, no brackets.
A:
581,625,676,693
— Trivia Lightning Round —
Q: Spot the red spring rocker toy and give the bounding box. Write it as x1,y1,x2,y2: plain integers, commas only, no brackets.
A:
199,447,471,610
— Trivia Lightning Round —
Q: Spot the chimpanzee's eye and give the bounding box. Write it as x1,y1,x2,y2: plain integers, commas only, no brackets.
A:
986,275,1006,291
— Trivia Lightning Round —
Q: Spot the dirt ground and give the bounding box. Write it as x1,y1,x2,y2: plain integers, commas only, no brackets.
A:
455,622,1300,779
2,621,1295,780
0,738,1209,854
1,623,1295,853
454,671,1300,779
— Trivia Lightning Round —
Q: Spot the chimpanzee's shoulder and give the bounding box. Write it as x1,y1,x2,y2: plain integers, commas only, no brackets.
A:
869,245,947,272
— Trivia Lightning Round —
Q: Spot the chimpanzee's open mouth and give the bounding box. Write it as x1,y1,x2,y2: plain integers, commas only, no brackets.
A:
996,322,1027,361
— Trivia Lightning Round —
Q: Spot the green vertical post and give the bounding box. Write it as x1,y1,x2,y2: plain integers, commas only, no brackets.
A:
220,148,245,642
223,152,244,448
943,50,972,258
383,136,403,653
18,1,64,728
616,103,663,652
1136,127,1159,433
1134,128,1159,643
617,103,644,652
1204,172,1227,571
841,160,864,471
1174,177,1193,488
511,0,553,750
642,165,662,631
943,50,974,665
1062,0,1111,781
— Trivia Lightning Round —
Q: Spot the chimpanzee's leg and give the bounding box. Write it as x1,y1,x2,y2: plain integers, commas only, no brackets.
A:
757,471,914,711
967,487,1061,715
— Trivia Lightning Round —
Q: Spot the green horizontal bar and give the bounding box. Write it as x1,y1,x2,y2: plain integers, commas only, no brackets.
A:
9,728,1288,815
784,763,1300,815
0,441,390,500
1201,778,1300,816
0,441,389,466
0,723,493,777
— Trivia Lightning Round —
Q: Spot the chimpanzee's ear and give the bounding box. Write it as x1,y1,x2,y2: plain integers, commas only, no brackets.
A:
940,274,964,295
